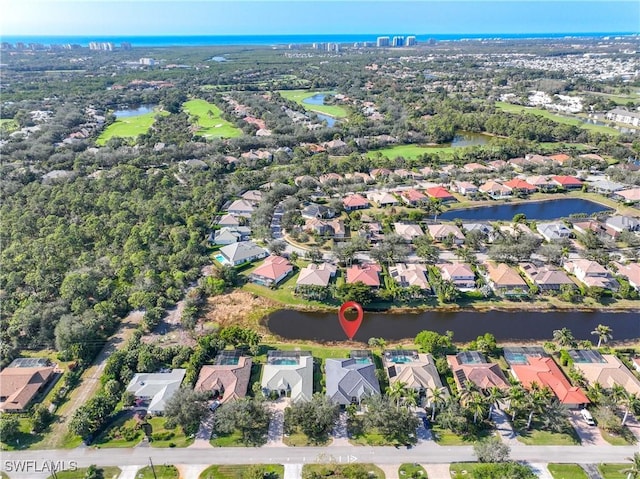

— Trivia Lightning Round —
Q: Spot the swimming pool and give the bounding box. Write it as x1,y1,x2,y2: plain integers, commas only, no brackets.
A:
214,254,226,264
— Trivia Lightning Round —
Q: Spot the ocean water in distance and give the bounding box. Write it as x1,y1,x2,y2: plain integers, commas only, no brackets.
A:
3,32,636,47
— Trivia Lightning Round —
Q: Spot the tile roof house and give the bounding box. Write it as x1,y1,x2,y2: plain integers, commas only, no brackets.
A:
241,189,263,204
304,218,346,238
605,215,640,233
249,255,293,286
426,186,456,202
296,263,337,288
219,241,268,266
462,223,494,237
615,188,640,204
536,222,572,242
479,180,512,199
383,350,445,405
400,189,428,206
0,361,55,412
370,168,392,179
217,214,241,227
453,181,479,196
325,357,381,406
367,191,399,207
526,176,557,191
549,153,572,165
125,369,187,415
570,352,640,397
520,263,575,291
463,162,489,173
389,263,431,290
437,263,476,290
589,179,626,195
195,354,252,403
503,178,537,194
342,194,370,211
612,262,640,291
564,259,619,291
261,351,313,402
394,223,424,241
485,262,528,296
572,220,607,237
552,175,584,189
427,224,465,244
213,226,251,245
227,199,256,217
346,263,382,287
301,204,336,220
487,160,509,170
511,357,589,408
447,353,510,391
319,173,342,184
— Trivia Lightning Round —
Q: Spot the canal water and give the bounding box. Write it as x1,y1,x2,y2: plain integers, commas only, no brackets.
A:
266,309,640,343
439,198,612,221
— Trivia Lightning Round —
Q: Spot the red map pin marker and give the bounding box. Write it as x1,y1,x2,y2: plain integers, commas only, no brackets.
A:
338,301,364,340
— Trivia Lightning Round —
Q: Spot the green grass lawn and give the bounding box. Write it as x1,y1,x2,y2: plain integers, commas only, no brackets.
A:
200,464,285,479
599,427,635,445
547,464,588,479
302,464,385,479
97,110,167,145
495,102,620,135
399,463,428,478
47,466,121,479
515,428,580,445
598,464,629,479
278,89,348,117
137,465,179,479
182,99,242,138
349,427,394,446
210,429,246,447
0,416,45,451
147,416,193,447
431,425,491,445
450,463,482,476
367,143,462,160
283,428,332,447
0,118,19,134
93,414,143,448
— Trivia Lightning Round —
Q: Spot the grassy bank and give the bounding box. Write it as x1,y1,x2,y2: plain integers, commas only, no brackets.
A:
278,89,348,117
97,110,167,145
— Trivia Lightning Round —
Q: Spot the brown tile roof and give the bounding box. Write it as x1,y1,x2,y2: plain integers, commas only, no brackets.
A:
194,356,252,403
0,366,54,412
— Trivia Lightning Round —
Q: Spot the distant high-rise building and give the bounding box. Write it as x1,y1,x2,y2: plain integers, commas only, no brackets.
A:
121,42,133,50
89,42,114,51
406,36,417,46
139,57,156,66
392,36,405,47
312,43,325,50
376,36,390,47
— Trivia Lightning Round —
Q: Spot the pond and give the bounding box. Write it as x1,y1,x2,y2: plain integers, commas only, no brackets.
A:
439,198,612,221
266,309,639,343
113,105,156,118
303,93,328,106
448,131,490,148
316,113,337,127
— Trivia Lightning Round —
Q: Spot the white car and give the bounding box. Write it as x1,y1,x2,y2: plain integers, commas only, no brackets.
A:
209,400,221,412
581,408,595,426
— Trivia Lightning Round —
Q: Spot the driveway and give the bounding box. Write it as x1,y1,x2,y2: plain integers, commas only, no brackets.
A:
330,411,351,447
569,410,607,446
265,397,290,447
414,408,433,441
190,411,215,448
623,413,640,442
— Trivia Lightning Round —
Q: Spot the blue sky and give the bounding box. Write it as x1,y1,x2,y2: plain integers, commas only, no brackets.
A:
2,1,638,36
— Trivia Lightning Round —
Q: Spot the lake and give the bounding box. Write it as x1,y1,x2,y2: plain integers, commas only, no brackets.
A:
266,309,640,343
316,113,337,127
113,105,156,118
439,198,612,221
447,132,490,148
303,93,328,106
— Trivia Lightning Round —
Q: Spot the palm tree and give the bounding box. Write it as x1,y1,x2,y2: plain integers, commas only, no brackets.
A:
552,327,576,348
485,386,505,419
525,384,553,430
621,452,640,479
591,324,613,348
468,391,488,424
386,381,410,410
507,384,527,422
427,386,447,421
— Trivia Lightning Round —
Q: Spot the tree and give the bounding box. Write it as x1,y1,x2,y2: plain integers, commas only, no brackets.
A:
268,240,286,256
621,452,640,479
0,414,20,443
591,324,613,348
474,436,510,463
334,281,374,305
84,465,104,479
367,337,386,350
213,398,272,446
284,394,340,443
427,386,448,421
552,327,576,348
414,330,455,357
164,388,210,435
413,236,440,264
31,403,54,433
364,395,420,445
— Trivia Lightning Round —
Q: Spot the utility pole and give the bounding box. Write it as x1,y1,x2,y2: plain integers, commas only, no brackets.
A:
149,457,158,479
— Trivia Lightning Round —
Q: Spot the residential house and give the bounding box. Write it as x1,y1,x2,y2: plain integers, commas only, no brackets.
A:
520,263,575,291
564,259,619,291
525,154,552,166
537,222,572,242
613,262,640,291
227,199,255,218
503,178,537,195
261,351,313,402
296,263,337,288
241,190,263,204
0,358,55,413
463,162,489,173
462,223,494,238
318,173,342,185
370,168,392,180
605,108,640,127
425,186,456,203
499,223,540,240
345,172,374,184
304,218,345,238
453,181,479,196
479,180,512,199
249,255,293,286
346,263,382,287
488,160,509,170
569,351,640,397
325,356,381,406
359,221,384,243
615,188,640,204
323,139,348,150
367,191,399,207
552,176,583,190
427,224,465,245
510,357,589,408
485,262,528,296
301,203,335,220
446,352,510,391
589,179,626,196
605,215,640,234
526,176,557,192
218,241,268,266
572,219,607,237
437,263,476,290
217,213,241,228
389,263,431,290
195,353,252,403
549,153,572,165
400,189,427,206
343,194,369,211
394,223,424,241
125,369,186,415
213,226,251,245
382,350,445,404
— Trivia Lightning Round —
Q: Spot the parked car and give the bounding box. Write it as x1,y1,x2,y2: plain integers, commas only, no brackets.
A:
422,416,430,429
581,408,595,426
209,400,221,412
